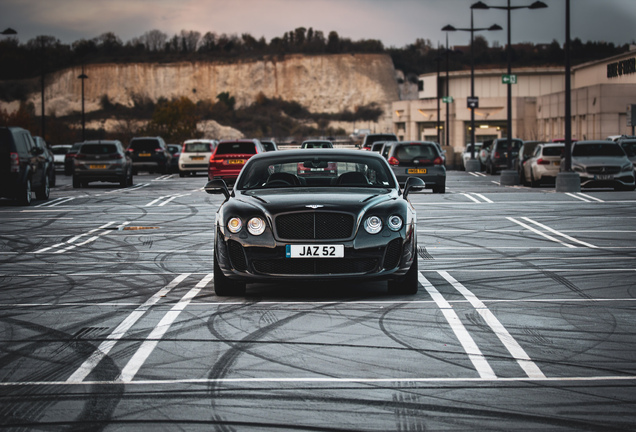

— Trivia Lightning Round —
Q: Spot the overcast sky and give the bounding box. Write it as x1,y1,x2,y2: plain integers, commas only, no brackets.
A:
2,0,635,49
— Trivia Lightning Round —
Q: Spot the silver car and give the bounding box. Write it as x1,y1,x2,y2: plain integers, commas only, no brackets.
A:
618,138,636,174
568,140,635,191
522,143,564,187
462,142,482,170
73,140,133,188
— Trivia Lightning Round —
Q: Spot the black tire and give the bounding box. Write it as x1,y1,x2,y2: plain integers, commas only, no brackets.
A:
433,182,446,194
72,175,81,188
35,173,50,200
388,253,419,295
213,251,246,296
49,169,56,187
18,178,32,206
120,172,128,188
128,171,134,186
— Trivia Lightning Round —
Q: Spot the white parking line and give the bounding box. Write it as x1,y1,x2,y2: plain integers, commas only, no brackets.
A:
66,273,190,383
418,273,497,379
34,221,124,253
117,273,213,383
462,193,482,204
145,194,191,207
438,271,546,379
566,192,590,202
577,192,604,202
507,217,577,248
520,217,598,249
35,197,75,207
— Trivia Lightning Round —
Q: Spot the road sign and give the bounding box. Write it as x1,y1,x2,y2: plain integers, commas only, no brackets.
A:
467,97,479,109
442,96,454,103
502,74,518,84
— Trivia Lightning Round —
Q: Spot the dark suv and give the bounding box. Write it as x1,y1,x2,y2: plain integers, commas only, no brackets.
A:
361,133,398,151
483,138,523,174
0,126,50,205
127,136,171,174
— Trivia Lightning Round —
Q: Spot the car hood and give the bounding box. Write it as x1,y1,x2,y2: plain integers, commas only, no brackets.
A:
572,156,629,166
236,188,398,216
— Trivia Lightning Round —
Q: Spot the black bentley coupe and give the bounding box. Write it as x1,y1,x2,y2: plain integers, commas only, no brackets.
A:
204,149,425,296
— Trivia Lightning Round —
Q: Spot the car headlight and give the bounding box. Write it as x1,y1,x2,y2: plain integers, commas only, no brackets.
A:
572,164,584,173
227,217,242,233
387,215,403,231
621,162,633,172
247,217,266,235
364,216,383,234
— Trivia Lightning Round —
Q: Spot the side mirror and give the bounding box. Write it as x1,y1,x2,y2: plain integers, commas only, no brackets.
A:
204,179,230,200
403,177,425,200
32,146,44,156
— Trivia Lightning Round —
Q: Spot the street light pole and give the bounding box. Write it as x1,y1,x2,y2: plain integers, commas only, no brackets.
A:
472,0,547,182
442,16,501,172
78,65,88,141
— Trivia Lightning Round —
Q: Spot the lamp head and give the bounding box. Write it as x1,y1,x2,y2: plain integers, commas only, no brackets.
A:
528,1,548,9
1,28,17,35
471,1,490,9
442,25,457,31
488,24,503,31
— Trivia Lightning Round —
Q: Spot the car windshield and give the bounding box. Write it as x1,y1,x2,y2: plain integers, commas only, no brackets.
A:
302,142,332,148
80,144,118,154
216,142,256,155
184,142,212,152
237,154,396,190
573,143,625,157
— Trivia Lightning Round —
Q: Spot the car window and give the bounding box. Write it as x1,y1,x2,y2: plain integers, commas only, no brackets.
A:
80,144,118,154
542,146,564,157
573,143,625,157
215,142,256,155
237,155,395,190
620,141,636,157
51,146,70,155
184,142,213,152
129,139,160,151
395,144,436,161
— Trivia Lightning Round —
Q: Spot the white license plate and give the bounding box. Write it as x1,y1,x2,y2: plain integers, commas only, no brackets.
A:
286,244,344,258
596,174,614,180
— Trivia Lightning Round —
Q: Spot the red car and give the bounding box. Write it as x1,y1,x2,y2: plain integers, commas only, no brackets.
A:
208,139,265,182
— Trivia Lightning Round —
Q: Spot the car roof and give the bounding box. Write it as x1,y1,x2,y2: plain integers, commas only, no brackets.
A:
247,148,385,162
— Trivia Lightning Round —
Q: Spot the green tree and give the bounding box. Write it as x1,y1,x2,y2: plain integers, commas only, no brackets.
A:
144,96,201,142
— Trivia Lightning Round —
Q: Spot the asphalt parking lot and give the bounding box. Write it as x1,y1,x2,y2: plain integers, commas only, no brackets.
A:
1,170,635,431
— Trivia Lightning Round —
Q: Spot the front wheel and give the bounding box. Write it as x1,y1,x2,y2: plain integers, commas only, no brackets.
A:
388,253,419,295
72,175,81,188
213,251,246,296
18,178,32,206
432,182,445,194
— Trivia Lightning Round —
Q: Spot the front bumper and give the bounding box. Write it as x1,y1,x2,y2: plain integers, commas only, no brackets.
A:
215,229,416,282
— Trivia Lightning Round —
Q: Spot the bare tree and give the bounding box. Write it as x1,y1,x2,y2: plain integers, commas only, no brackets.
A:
180,30,201,52
144,29,168,52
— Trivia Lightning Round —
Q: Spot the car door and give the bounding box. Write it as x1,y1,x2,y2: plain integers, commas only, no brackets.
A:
22,132,45,188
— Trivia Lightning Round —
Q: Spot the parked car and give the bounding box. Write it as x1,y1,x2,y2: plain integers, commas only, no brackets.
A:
482,138,523,174
208,139,265,183
178,139,217,177
204,149,425,296
371,141,387,153
167,144,181,173
515,140,541,182
301,140,333,149
381,141,446,193
64,142,83,176
34,136,56,187
461,142,482,170
127,136,171,174
72,140,133,188
51,144,72,172
361,133,398,151
618,137,636,173
260,140,278,151
0,126,50,205
522,143,564,187
567,140,636,191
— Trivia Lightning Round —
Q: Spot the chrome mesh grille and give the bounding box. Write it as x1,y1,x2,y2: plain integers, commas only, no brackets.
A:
275,212,354,240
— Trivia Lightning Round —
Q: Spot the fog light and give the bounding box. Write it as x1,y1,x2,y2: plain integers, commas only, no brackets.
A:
387,215,403,231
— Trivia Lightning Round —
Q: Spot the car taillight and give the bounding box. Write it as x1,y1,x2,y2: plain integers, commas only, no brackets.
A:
388,156,399,166
537,158,549,165
75,154,86,160
113,153,123,159
493,152,501,159
10,152,19,173
433,157,444,165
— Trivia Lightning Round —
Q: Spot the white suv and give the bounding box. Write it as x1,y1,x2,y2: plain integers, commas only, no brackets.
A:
178,139,218,176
